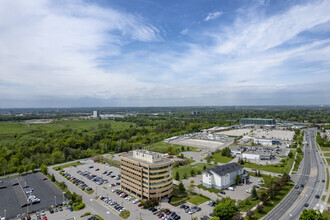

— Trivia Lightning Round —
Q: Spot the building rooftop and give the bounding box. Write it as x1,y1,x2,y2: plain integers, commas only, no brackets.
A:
205,163,243,176
121,150,172,165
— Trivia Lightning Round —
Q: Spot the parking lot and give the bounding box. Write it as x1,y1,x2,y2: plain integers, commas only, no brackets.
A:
0,172,63,219
59,160,214,220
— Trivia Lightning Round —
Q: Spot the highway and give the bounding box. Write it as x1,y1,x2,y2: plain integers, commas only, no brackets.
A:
263,129,326,220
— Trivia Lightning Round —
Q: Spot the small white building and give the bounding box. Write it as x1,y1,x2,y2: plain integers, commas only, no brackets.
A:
242,153,260,160
202,163,249,190
254,138,272,146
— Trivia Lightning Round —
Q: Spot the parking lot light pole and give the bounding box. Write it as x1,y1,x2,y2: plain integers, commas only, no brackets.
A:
63,192,66,203
4,209,6,218
90,199,94,214
106,211,110,220
54,195,57,205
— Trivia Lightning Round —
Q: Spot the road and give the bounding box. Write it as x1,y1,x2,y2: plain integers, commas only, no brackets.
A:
263,129,326,220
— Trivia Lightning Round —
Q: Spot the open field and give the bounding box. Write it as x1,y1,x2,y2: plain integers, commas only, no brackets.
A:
171,138,225,150
0,119,134,134
146,141,197,154
173,163,214,180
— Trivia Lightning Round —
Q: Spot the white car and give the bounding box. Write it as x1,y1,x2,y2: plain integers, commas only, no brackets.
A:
41,210,46,216
133,199,139,204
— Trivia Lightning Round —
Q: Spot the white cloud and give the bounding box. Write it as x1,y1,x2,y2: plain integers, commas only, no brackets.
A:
180,28,188,35
0,0,160,103
204,12,223,21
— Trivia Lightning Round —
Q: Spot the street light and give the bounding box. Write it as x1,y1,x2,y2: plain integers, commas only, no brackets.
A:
54,195,57,205
62,192,66,204
90,199,94,214
106,211,110,220
4,209,6,218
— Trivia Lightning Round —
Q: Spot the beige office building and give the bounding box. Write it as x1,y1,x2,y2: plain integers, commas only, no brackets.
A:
120,149,173,200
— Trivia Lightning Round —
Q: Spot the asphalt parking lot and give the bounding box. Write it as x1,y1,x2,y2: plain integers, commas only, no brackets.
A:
0,172,63,219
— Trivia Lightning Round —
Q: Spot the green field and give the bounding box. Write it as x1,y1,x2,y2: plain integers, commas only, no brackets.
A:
0,119,134,134
53,161,81,171
321,147,330,152
197,184,222,194
210,151,234,164
146,141,197,154
173,163,214,180
326,158,330,165
323,153,330,157
188,194,210,205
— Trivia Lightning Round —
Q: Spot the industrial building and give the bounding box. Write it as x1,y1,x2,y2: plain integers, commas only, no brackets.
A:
240,118,276,125
92,110,100,119
120,150,173,200
202,163,249,190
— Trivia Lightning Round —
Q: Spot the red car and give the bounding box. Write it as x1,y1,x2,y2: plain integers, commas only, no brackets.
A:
95,169,100,171
158,214,164,218
42,178,47,180
42,217,47,220
138,203,142,207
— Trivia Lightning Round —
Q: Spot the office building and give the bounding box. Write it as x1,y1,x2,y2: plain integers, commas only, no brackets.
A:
240,118,276,125
120,150,173,200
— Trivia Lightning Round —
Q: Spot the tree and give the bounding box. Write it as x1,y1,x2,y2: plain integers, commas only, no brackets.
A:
203,164,206,170
251,186,258,199
213,200,239,220
190,169,195,177
175,172,180,180
235,174,240,184
257,203,264,213
51,174,56,182
299,209,326,220
183,173,187,179
167,146,173,153
232,214,244,220
246,210,255,220
40,164,48,175
288,151,293,158
189,180,195,192
178,182,186,194
17,166,24,175
30,163,36,172
260,192,268,203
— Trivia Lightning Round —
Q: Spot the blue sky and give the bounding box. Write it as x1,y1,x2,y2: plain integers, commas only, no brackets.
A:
0,0,329,107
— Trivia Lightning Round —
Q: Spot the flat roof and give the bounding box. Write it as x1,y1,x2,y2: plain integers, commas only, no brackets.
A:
121,151,172,165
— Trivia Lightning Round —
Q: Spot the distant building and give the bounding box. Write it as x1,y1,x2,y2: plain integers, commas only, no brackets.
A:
120,150,173,200
202,163,249,190
254,138,273,146
240,118,276,125
202,126,231,133
92,110,100,118
191,111,200,115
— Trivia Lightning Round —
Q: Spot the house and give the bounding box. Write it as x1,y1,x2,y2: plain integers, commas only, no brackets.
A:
202,163,249,190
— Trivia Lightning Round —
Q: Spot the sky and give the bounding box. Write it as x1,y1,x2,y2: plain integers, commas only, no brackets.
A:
0,0,330,108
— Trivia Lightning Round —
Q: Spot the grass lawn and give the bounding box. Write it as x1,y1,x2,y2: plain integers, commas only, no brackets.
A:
197,184,222,194
328,196,330,204
323,153,330,157
322,195,326,201
53,161,81,171
242,154,294,174
188,194,210,205
321,147,330,151
173,163,215,180
86,189,94,195
254,184,293,219
171,196,188,204
120,210,130,219
327,168,329,191
211,151,234,163
323,210,330,218
146,141,197,154
326,158,330,165
248,171,280,188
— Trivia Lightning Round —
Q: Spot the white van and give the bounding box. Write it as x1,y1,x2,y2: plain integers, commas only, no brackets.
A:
228,187,234,191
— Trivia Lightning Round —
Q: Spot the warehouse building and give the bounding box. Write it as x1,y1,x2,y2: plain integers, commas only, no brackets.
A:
240,118,276,125
120,150,173,200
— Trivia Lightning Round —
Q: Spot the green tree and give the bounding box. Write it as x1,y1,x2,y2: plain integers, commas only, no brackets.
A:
41,164,48,175
51,174,56,182
213,200,239,220
299,209,326,220
235,174,240,184
183,173,187,179
251,186,258,199
178,182,186,194
175,172,180,180
30,163,36,172
17,166,24,175
189,180,195,192
288,151,293,158
257,204,264,213
203,164,206,170
190,169,195,177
